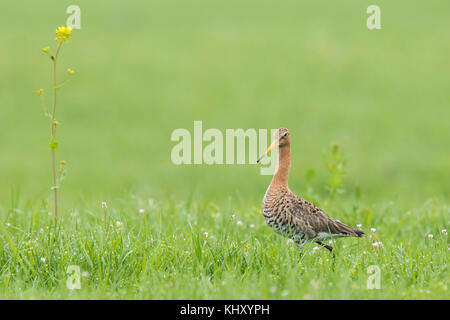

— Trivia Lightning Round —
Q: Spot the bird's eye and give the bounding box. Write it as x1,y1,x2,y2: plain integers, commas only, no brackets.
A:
284,133,289,137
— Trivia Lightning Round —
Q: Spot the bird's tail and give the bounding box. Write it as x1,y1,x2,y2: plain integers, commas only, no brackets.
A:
330,220,364,237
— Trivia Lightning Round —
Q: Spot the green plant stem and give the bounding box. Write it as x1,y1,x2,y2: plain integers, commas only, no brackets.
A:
51,43,62,224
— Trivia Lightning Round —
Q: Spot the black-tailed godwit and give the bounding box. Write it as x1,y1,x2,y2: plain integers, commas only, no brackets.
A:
257,128,364,256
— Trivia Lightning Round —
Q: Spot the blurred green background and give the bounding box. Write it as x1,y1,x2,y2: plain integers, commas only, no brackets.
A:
0,0,449,209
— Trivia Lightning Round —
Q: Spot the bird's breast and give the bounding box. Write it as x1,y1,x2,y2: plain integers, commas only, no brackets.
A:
261,187,309,240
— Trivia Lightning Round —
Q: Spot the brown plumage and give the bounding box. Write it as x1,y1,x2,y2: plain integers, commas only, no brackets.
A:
257,128,364,256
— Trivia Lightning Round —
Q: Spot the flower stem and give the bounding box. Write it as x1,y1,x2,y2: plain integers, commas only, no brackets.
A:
51,43,62,224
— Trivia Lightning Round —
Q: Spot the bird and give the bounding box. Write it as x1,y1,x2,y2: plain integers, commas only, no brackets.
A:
257,128,364,256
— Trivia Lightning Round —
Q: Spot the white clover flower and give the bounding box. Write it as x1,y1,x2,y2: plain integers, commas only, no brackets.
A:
116,221,122,228
372,241,383,248
139,208,145,214
40,257,46,264
203,231,209,238
370,227,376,233
101,201,108,209
6,222,11,227
231,214,236,220
312,246,319,252
281,290,289,297
357,224,362,229
286,239,294,245
236,220,243,226
442,229,447,235
250,224,255,228
427,234,433,239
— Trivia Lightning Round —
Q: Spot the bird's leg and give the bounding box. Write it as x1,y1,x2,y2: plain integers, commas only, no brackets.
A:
295,242,304,258
315,241,335,259
315,241,333,252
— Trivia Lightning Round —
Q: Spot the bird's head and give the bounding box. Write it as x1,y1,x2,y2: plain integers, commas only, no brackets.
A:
257,128,290,163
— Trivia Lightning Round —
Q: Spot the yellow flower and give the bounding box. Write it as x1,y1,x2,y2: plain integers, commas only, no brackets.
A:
67,68,75,75
55,26,72,43
37,88,44,96
42,47,50,53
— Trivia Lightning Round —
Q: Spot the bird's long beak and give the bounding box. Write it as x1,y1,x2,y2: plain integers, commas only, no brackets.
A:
257,139,279,163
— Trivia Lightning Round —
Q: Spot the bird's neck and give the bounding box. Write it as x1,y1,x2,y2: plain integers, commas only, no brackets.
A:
271,144,290,188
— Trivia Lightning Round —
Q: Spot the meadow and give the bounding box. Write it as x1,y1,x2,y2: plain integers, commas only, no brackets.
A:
0,0,448,299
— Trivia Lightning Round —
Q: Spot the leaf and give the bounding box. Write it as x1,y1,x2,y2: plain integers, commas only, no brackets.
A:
49,139,58,150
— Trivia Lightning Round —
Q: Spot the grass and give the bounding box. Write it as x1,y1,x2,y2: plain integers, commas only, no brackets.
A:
0,192,448,299
0,0,449,299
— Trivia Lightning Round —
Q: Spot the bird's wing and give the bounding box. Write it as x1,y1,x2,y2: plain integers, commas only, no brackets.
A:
291,196,363,238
